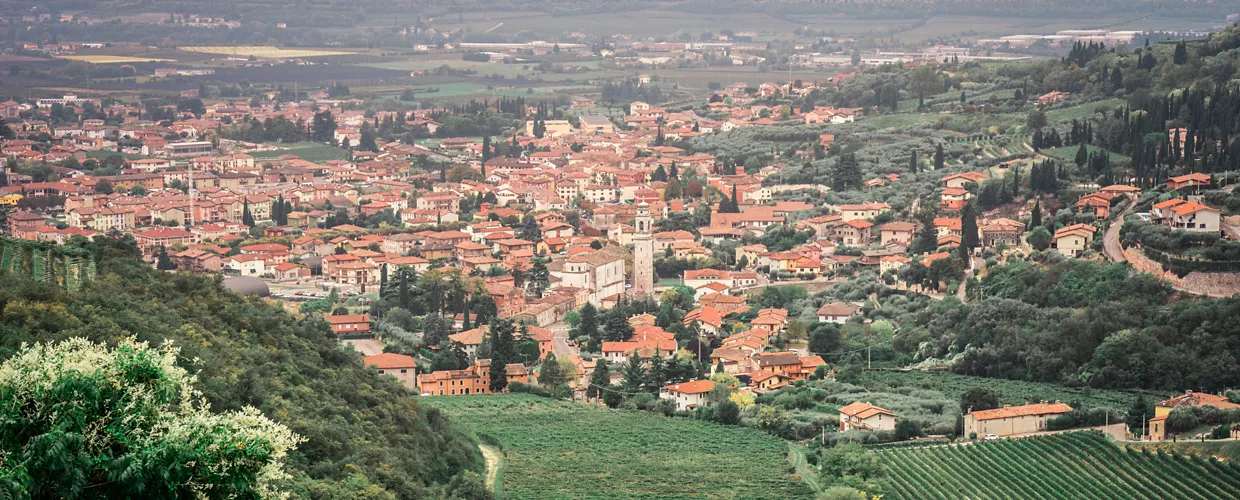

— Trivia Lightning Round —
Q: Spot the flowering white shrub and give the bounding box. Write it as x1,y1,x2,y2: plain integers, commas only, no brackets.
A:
0,337,303,499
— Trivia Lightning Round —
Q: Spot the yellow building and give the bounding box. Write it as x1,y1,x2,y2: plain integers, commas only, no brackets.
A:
524,119,573,138
1148,390,1240,441
0,193,22,206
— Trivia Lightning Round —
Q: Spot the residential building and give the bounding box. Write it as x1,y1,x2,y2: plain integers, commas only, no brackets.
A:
326,313,371,336
660,380,715,411
964,402,1073,438
364,353,418,388
839,402,897,432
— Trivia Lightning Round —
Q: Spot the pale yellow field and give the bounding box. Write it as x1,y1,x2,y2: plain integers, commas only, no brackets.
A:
58,55,176,63
178,46,356,58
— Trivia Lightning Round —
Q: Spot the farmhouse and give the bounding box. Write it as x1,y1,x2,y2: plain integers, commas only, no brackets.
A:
1147,390,1240,441
363,353,417,388
963,402,1073,438
838,402,897,432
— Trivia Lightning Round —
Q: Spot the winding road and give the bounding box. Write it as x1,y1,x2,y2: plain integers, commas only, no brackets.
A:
1102,204,1134,263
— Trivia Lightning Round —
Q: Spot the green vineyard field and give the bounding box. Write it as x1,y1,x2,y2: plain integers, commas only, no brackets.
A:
426,394,813,499
880,431,1240,499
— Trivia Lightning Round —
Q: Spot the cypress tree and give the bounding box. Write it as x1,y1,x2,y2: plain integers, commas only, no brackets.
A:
1030,199,1042,229
909,150,918,173
933,143,945,170
241,199,254,227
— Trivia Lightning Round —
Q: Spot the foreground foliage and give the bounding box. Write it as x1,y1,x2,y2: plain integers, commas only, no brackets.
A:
0,338,302,499
426,394,814,499
0,238,481,498
880,431,1240,499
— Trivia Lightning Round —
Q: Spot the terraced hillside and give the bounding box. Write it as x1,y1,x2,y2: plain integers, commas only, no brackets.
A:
880,431,1240,499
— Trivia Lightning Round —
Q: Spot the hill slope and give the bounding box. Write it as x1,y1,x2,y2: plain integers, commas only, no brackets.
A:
0,238,481,498
427,394,814,499
880,431,1240,499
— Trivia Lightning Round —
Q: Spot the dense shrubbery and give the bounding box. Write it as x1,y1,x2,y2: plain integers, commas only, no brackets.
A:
0,237,481,498
899,258,1240,392
1122,219,1240,261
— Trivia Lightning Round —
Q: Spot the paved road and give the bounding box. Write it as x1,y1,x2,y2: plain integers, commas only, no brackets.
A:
548,321,579,357
1103,204,1134,262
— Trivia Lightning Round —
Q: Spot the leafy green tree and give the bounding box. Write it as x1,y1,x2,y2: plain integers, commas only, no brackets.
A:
538,353,563,387
1027,226,1052,251
959,387,1001,413
1026,109,1047,131
716,399,740,424
808,323,842,355
907,64,943,108
0,338,302,498
578,303,601,351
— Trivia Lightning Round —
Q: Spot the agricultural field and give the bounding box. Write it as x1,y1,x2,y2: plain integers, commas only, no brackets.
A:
57,55,175,63
879,431,1240,499
1044,98,1127,123
178,46,357,58
1043,144,1131,164
425,394,813,499
847,370,1166,410
249,142,348,163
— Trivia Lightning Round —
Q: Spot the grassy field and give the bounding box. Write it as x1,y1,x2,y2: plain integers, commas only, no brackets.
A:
425,395,813,499
848,370,1166,410
1045,98,1127,122
178,46,357,58
249,142,348,163
879,431,1240,499
1043,144,1131,164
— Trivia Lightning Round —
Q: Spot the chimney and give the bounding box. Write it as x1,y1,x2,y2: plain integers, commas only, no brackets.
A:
1004,404,1011,408
1186,390,1193,395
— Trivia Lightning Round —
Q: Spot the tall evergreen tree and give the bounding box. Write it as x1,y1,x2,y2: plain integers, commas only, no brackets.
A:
488,319,517,393
933,144,945,170
1030,199,1042,229
621,355,645,393
909,150,918,173
960,203,979,253
241,199,255,227
588,361,610,399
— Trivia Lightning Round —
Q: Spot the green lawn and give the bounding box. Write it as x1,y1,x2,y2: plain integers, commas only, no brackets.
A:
425,395,813,499
250,142,349,163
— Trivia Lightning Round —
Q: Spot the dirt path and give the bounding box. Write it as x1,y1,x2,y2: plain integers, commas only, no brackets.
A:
479,444,503,492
